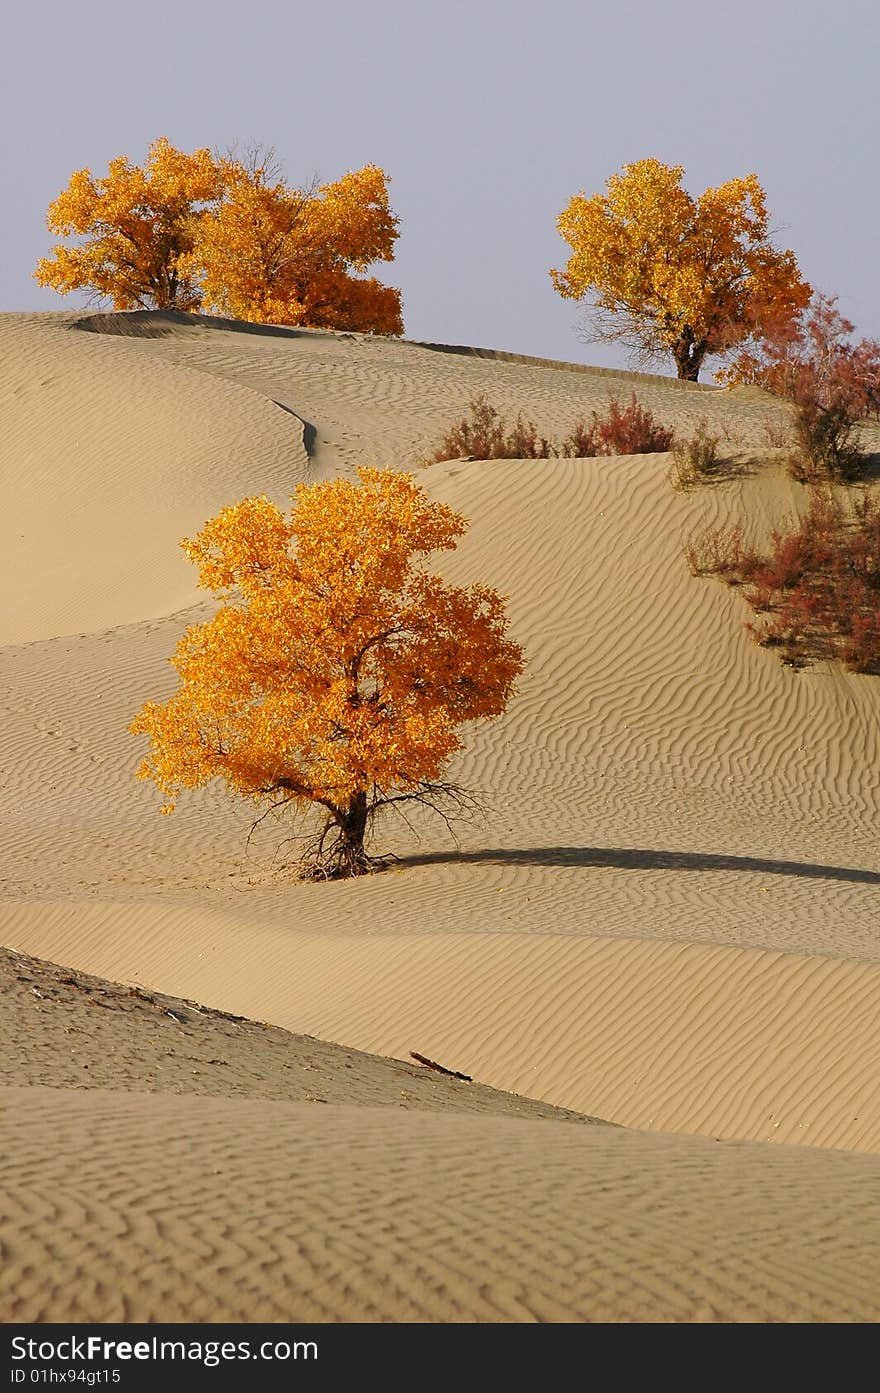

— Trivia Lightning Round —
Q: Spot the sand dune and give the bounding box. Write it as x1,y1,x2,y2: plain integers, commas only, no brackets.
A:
3,310,880,1321
3,950,879,1324
8,1084,880,1323
0,313,308,643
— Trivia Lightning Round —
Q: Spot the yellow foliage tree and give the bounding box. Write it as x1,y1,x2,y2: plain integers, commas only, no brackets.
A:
130,469,524,878
36,141,403,335
35,137,221,310
190,157,403,333
551,159,811,381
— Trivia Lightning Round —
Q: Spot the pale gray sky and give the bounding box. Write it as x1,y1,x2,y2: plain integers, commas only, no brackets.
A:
3,0,877,372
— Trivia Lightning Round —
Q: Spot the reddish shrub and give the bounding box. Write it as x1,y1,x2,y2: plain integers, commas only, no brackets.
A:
558,418,599,457
506,414,556,460
561,394,674,456
689,488,880,673
427,394,554,461
428,395,509,461
429,393,673,463
725,294,880,482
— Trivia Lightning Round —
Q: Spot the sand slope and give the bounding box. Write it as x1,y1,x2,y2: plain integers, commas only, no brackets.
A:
0,314,308,643
3,946,879,1324
7,1084,880,1323
3,310,880,1320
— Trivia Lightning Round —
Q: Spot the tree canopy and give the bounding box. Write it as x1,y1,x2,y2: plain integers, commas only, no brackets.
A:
130,468,524,878
191,157,402,333
34,137,221,311
551,158,811,381
35,139,403,335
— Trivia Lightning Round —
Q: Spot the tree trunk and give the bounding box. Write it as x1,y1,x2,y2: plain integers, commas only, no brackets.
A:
672,331,707,382
335,790,371,876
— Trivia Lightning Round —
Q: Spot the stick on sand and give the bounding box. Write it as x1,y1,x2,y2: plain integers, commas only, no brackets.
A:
410,1051,472,1081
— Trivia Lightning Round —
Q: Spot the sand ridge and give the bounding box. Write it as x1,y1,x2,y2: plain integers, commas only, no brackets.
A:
1,943,600,1122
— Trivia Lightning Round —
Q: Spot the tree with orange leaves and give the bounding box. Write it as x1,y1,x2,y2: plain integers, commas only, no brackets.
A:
35,137,221,310
551,159,810,381
130,469,523,878
36,140,403,335
191,154,403,334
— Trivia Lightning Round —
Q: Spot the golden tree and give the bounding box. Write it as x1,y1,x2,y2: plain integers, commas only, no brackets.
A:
551,159,811,381
35,137,221,310
36,142,403,335
130,469,523,878
190,157,403,333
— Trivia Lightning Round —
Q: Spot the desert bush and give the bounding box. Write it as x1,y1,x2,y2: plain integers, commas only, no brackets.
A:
505,414,556,459
668,420,723,490
718,424,745,444
427,395,554,461
788,398,866,483
557,418,598,457
429,392,673,463
688,488,880,672
566,394,674,456
684,523,748,579
725,294,880,483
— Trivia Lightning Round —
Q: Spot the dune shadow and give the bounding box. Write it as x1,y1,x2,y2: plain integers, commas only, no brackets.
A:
269,400,317,456
402,845,880,887
705,454,758,483
71,310,310,341
853,451,880,483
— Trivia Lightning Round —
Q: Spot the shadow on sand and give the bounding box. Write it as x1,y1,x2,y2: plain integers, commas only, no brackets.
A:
401,844,880,887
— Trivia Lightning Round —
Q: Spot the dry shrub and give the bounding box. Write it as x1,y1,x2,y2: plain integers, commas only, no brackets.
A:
505,414,556,460
558,419,598,457
669,420,723,491
684,523,748,579
428,393,673,463
718,423,745,445
726,294,880,484
788,400,867,484
427,394,554,461
563,394,674,456
688,488,880,672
